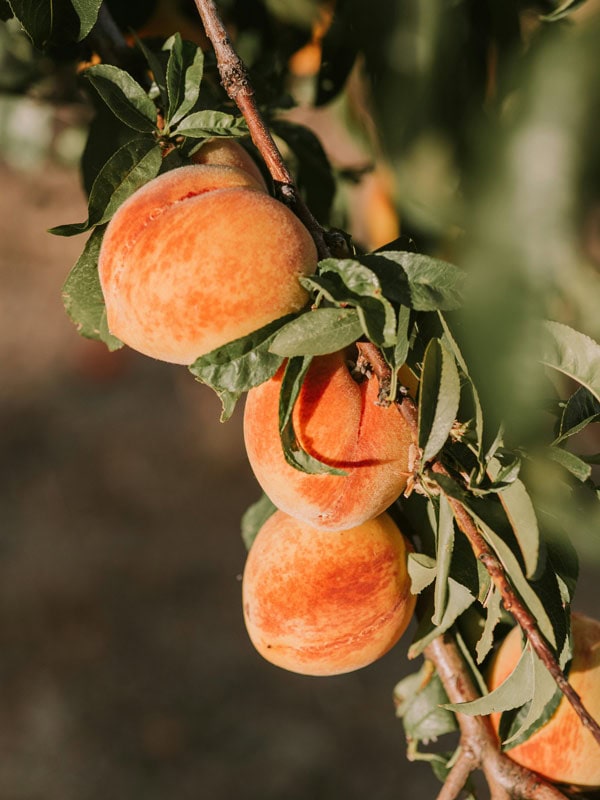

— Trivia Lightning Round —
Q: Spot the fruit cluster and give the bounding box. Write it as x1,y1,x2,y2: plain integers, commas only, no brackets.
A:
98,140,417,676
93,140,599,788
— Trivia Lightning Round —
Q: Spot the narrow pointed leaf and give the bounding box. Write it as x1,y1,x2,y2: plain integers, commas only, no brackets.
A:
269,307,363,357
433,494,455,625
189,316,293,421
164,33,205,125
49,137,162,236
539,321,600,403
546,446,592,482
476,587,503,663
61,226,122,350
279,356,346,475
174,110,249,138
445,642,534,716
490,460,540,578
84,64,158,132
418,338,461,463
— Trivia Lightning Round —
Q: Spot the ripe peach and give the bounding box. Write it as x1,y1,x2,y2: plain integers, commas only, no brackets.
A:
243,350,414,531
488,613,600,788
242,510,416,676
98,164,317,364
190,138,267,192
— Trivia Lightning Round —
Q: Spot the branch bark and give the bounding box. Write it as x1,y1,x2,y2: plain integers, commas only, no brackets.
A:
192,0,331,260
355,340,600,749
425,635,570,800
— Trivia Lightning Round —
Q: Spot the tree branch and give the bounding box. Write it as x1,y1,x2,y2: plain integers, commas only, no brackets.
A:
355,341,600,749
192,0,331,260
425,635,570,800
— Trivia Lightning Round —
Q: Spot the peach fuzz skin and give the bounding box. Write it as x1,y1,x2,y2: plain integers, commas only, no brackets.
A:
243,350,414,531
98,164,317,364
242,510,416,676
190,138,268,192
488,613,600,788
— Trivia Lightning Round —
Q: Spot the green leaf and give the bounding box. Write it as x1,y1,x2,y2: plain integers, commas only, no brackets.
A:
279,356,346,475
360,252,465,311
394,667,458,742
164,33,205,126
476,587,503,664
438,312,485,464
317,259,398,347
539,321,600,404
409,578,475,658
433,494,455,626
189,316,292,421
408,553,437,594
84,64,158,132
555,386,600,444
492,467,540,579
61,226,122,350
418,339,461,464
446,641,534,716
432,473,562,649
70,0,101,37
269,307,363,357
49,137,162,236
174,110,249,139
8,0,101,47
545,446,592,482
502,653,563,748
540,0,590,21
241,493,277,551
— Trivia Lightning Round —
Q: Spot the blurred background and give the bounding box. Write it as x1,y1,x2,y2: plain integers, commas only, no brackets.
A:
1,0,600,798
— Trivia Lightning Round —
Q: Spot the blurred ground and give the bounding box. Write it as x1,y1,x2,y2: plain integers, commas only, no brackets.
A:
0,162,442,800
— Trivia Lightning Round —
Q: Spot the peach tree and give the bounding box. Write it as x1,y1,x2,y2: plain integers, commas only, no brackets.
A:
6,0,600,796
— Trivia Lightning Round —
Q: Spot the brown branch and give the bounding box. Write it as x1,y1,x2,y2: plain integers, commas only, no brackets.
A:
192,0,331,260
425,635,570,800
356,340,600,749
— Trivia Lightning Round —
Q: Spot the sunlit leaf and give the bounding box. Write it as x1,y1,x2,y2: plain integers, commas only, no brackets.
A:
278,355,346,475
49,137,162,236
418,338,461,464
539,321,600,403
84,64,158,132
189,315,293,421
269,307,363,357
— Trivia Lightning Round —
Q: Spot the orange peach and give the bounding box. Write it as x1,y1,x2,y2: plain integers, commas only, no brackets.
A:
98,164,317,364
243,350,414,531
242,510,416,676
489,613,600,788
190,138,267,192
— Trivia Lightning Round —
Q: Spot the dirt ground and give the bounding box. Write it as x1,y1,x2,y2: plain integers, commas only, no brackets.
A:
1,161,597,800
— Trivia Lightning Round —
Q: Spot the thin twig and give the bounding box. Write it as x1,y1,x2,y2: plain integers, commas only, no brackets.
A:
192,0,331,259
425,635,570,800
356,340,600,748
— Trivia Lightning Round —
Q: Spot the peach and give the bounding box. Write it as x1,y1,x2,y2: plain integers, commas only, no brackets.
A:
488,613,600,788
98,164,317,364
190,138,267,192
242,510,416,676
243,350,414,531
